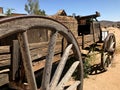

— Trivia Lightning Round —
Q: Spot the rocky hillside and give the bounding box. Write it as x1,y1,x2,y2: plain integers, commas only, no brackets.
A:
100,20,120,28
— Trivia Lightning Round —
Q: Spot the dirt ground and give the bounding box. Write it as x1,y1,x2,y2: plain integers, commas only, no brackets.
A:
83,27,120,90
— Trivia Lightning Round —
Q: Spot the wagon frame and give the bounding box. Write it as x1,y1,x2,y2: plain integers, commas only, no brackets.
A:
0,11,116,90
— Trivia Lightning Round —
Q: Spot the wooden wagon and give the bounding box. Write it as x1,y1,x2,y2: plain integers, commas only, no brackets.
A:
0,11,116,90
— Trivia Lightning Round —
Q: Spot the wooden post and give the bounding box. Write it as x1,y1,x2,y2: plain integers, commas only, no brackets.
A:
18,31,37,90
9,40,20,81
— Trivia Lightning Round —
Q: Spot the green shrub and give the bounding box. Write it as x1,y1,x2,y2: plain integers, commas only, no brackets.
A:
83,55,92,78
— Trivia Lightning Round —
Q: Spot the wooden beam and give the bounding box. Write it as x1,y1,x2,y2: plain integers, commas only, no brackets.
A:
10,40,20,81
18,32,37,90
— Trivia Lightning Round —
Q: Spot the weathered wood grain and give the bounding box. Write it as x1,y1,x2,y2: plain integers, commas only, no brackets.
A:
0,73,9,86
41,31,58,90
55,61,80,90
66,81,80,90
0,16,84,90
0,46,10,55
10,40,20,81
50,44,73,90
18,32,37,90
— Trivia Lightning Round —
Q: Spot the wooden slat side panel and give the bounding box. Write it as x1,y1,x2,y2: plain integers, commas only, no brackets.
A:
82,33,100,48
0,46,10,55
0,73,9,86
83,34,94,48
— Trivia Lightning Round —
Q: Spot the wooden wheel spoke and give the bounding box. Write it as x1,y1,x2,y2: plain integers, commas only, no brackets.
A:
50,44,73,90
55,61,80,90
103,53,108,68
103,52,107,63
109,40,115,51
41,31,58,90
66,81,81,90
103,52,112,69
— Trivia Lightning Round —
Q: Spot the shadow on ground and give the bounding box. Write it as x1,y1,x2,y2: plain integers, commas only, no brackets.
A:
89,63,106,75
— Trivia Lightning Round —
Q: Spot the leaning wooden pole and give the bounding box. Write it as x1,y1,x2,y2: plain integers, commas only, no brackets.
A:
18,31,37,90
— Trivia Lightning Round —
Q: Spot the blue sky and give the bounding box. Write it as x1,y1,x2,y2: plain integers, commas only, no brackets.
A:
0,0,120,21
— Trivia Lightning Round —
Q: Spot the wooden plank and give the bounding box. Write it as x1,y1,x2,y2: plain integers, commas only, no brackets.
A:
83,34,94,48
0,48,74,87
94,33,100,42
83,34,94,43
27,29,48,43
18,32,37,90
76,36,82,46
30,40,62,61
10,40,20,81
0,39,62,61
33,53,61,71
0,54,10,61
0,69,9,86
0,59,10,67
0,42,62,70
0,46,10,54
29,39,62,50
0,39,72,70
0,73,9,86
32,49,73,72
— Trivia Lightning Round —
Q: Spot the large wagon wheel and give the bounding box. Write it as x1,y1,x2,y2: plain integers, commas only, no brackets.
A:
101,33,116,70
0,16,83,90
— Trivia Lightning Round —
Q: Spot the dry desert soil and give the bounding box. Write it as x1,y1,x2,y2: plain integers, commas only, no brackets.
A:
83,27,120,90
